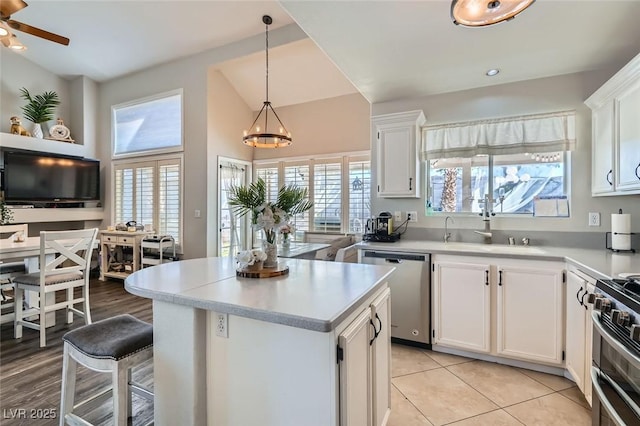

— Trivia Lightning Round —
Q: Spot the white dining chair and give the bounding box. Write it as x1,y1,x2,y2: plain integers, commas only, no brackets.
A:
13,228,98,347
0,223,29,325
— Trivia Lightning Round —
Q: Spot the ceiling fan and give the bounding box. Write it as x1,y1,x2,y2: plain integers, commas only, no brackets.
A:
0,0,69,50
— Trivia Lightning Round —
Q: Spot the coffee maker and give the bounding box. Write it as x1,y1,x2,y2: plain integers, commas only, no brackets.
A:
364,212,400,242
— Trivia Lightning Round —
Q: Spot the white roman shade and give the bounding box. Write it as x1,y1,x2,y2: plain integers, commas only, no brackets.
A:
422,111,576,159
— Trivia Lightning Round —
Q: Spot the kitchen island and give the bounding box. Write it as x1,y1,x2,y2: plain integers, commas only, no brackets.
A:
125,257,395,426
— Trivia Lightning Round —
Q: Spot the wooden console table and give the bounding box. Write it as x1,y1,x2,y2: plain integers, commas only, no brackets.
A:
99,230,150,280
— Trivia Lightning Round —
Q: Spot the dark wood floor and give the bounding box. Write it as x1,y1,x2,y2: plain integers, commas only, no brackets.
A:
0,279,154,425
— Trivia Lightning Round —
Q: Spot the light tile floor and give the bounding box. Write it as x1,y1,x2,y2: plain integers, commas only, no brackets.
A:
389,344,591,426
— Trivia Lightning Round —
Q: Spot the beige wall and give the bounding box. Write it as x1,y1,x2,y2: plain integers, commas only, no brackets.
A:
1,53,72,138
371,66,640,234
252,93,370,160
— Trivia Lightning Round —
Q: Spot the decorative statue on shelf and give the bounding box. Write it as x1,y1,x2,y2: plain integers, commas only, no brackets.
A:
9,116,31,137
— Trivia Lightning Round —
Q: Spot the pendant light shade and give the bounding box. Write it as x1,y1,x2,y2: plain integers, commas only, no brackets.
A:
451,0,535,27
242,15,292,149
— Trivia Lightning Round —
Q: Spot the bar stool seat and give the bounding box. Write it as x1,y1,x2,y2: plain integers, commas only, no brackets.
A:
59,314,154,426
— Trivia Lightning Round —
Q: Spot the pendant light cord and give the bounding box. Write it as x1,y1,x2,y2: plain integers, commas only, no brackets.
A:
265,20,269,103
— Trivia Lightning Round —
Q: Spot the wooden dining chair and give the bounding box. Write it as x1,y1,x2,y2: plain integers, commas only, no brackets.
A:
0,223,29,325
13,228,99,347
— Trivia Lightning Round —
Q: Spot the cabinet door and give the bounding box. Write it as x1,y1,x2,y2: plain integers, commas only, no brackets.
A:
376,125,418,198
433,261,491,353
496,265,564,364
592,101,615,195
371,288,391,426
338,309,372,426
565,271,587,392
616,81,640,192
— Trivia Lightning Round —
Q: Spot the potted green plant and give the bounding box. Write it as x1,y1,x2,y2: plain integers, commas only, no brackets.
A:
19,88,60,138
227,178,312,267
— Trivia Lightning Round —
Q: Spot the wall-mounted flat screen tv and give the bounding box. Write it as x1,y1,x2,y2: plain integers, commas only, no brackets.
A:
3,150,100,203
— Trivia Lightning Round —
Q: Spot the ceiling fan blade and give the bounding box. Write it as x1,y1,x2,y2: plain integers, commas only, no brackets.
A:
0,0,27,19
6,19,69,45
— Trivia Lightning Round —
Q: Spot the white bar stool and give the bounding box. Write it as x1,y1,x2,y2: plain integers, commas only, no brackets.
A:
59,314,154,426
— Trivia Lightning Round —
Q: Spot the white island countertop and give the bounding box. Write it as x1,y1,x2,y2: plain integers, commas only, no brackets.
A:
357,240,640,280
125,257,394,332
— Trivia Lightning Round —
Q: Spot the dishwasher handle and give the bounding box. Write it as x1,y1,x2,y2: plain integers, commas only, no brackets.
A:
363,251,427,262
386,258,402,264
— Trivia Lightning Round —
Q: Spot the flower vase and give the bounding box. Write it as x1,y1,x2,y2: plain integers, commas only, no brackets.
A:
282,234,290,248
262,240,278,268
32,123,43,139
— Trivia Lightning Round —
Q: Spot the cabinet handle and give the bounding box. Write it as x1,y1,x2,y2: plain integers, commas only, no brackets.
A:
409,177,413,191
485,270,489,286
369,319,377,345
607,169,613,186
576,286,584,305
582,292,589,310
375,313,382,337
635,163,640,181
498,270,503,286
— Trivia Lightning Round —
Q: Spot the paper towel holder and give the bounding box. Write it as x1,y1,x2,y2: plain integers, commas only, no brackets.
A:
605,231,636,253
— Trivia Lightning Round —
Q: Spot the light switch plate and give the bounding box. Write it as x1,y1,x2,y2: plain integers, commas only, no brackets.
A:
394,211,402,222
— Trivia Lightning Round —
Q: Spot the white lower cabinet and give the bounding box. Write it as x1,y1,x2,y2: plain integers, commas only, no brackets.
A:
339,287,391,426
206,284,390,426
433,255,564,365
433,261,491,353
565,268,595,406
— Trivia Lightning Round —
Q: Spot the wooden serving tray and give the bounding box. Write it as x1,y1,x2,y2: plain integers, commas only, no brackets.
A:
236,263,289,279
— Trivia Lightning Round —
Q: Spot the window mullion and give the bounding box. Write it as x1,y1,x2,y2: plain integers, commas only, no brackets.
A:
341,156,349,233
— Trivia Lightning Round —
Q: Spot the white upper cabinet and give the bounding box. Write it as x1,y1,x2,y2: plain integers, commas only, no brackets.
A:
585,52,640,195
372,110,426,198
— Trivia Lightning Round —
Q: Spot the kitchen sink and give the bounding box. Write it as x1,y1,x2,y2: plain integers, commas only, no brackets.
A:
442,242,547,255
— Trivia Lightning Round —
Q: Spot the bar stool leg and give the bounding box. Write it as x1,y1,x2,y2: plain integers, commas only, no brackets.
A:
127,367,133,419
59,344,77,426
14,286,23,339
66,287,73,324
113,360,129,425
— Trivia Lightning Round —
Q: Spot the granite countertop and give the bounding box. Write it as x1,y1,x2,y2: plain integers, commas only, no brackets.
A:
125,257,394,332
357,240,640,280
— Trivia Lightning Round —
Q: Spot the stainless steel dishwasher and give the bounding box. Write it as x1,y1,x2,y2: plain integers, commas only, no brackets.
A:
362,250,430,348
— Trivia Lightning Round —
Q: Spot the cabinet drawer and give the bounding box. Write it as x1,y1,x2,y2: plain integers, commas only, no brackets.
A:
102,235,117,243
118,236,135,244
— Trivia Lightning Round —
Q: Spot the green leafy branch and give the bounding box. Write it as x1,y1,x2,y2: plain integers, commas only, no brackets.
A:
19,88,60,124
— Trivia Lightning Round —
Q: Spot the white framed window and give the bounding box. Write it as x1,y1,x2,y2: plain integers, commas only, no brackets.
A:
113,155,183,247
218,157,251,257
254,151,371,238
427,152,568,215
112,89,183,158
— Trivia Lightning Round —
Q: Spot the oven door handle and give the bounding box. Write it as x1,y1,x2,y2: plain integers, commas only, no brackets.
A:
591,366,640,425
592,310,640,369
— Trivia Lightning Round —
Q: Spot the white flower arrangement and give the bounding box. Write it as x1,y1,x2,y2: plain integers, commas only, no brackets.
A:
236,248,268,270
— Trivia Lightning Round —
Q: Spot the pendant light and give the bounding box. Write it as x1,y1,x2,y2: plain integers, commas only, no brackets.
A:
242,15,292,149
451,0,535,27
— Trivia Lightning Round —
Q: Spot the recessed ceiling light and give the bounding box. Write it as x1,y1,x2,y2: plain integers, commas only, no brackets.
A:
486,69,500,77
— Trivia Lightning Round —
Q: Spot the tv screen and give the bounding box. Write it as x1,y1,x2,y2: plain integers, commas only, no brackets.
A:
3,151,100,203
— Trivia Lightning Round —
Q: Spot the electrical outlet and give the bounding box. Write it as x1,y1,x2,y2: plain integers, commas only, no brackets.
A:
394,211,402,222
588,212,601,227
407,211,418,222
215,313,228,338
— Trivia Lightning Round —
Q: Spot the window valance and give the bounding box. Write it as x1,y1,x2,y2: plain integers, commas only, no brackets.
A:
422,111,576,159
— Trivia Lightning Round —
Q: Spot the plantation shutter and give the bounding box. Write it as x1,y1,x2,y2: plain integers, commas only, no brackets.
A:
283,163,310,240
114,167,134,225
135,165,155,227
348,157,371,233
313,160,342,232
255,165,279,203
158,159,182,244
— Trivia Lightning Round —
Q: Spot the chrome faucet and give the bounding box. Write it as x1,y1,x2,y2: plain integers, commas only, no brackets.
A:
444,216,454,243
474,194,493,244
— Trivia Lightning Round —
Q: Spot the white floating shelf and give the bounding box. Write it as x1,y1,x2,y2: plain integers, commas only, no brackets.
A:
10,207,104,223
0,132,88,157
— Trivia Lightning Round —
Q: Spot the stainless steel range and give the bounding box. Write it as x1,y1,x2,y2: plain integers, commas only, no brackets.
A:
591,276,640,425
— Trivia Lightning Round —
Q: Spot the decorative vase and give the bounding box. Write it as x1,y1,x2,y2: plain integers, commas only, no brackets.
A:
246,260,264,272
31,123,43,139
262,240,278,268
282,234,291,248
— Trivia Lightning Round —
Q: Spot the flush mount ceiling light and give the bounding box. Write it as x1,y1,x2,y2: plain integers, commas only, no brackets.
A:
242,15,292,149
486,68,500,76
451,0,536,27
